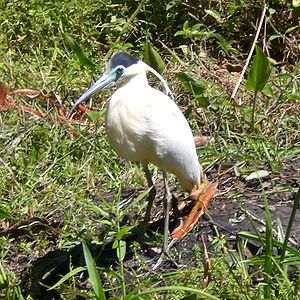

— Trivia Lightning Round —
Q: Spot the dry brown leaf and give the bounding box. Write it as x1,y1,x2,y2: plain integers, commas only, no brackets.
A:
0,82,8,107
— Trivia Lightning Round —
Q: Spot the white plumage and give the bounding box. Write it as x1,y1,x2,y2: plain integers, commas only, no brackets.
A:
106,62,200,191
69,52,202,256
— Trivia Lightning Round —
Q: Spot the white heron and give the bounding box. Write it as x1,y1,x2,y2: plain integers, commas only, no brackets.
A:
69,52,203,256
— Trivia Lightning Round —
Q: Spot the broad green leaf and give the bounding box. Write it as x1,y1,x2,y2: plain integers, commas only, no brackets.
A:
268,8,276,15
292,0,300,7
292,5,300,17
116,240,126,261
176,72,205,95
238,105,252,125
100,219,113,226
197,96,209,109
183,20,189,31
116,225,135,241
0,263,8,286
30,147,37,163
246,46,271,93
82,241,106,300
63,33,95,70
268,34,281,42
112,239,118,249
262,83,273,97
176,72,209,108
86,111,105,124
143,41,165,74
202,32,224,42
174,30,186,37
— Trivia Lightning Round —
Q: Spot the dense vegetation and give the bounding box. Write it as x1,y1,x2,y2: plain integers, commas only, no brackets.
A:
0,1,299,299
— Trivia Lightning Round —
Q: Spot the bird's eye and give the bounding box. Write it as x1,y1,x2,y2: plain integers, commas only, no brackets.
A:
115,66,124,79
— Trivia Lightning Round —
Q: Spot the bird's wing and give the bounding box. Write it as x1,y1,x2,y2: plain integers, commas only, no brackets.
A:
144,87,194,149
107,85,201,190
143,88,201,190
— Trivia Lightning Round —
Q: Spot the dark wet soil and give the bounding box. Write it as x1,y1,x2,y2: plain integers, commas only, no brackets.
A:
124,157,300,269
205,157,300,246
168,157,300,268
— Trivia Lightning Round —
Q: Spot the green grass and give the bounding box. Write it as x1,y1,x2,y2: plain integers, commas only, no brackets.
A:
1,1,300,299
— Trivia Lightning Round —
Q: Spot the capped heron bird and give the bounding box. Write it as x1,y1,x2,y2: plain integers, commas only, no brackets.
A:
69,52,202,256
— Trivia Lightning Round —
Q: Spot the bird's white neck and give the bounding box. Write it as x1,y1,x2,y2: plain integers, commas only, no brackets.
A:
117,71,149,89
116,61,149,90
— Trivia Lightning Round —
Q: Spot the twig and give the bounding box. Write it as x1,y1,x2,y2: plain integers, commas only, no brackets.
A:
230,4,267,103
201,234,211,287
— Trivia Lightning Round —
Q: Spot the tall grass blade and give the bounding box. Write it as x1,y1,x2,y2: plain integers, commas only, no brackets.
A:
238,232,300,259
0,206,12,219
119,188,151,217
48,267,86,290
114,186,127,298
82,241,106,300
63,33,95,70
128,285,220,300
236,236,249,280
280,186,300,261
262,187,273,299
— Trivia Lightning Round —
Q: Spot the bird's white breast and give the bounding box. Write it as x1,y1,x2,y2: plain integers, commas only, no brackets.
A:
106,78,201,191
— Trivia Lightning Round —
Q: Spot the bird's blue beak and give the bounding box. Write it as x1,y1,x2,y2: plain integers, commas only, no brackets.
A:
68,70,118,117
73,72,116,107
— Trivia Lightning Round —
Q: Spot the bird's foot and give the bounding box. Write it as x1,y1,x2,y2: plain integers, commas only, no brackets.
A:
190,179,210,201
151,249,179,270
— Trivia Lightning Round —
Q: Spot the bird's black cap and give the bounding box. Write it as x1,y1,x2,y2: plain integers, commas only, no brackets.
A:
109,52,138,69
